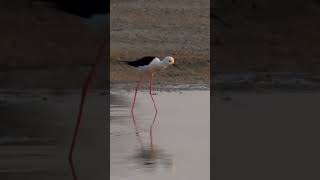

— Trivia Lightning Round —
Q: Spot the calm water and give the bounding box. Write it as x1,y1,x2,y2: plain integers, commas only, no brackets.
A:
0,90,108,180
0,90,210,179
110,90,210,180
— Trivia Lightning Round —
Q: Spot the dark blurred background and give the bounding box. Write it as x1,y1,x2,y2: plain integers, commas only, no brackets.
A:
0,0,109,89
0,0,109,179
213,0,320,74
212,1,320,180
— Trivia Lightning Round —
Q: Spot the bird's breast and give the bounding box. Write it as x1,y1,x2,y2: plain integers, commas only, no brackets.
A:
137,64,164,74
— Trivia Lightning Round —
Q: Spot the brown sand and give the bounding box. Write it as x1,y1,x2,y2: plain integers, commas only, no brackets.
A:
110,0,210,85
0,0,209,87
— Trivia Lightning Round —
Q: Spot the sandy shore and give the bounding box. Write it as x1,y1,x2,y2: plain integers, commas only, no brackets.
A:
214,72,320,91
2,1,320,88
0,0,209,87
110,0,210,85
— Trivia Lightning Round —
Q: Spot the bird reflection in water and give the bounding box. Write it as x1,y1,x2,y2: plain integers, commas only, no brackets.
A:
131,130,172,170
130,107,172,170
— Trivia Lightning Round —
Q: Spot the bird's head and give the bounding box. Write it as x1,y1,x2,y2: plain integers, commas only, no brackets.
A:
163,56,182,70
163,56,175,65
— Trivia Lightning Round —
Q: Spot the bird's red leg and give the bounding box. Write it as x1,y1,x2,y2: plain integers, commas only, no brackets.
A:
131,75,143,133
149,73,158,143
68,36,107,180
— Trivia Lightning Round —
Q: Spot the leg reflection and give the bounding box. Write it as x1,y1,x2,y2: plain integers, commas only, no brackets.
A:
130,95,144,150
130,104,172,169
134,126,144,150
131,108,154,152
131,75,143,132
148,74,158,149
150,128,154,153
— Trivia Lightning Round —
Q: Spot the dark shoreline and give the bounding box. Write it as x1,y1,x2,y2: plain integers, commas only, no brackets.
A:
214,72,320,91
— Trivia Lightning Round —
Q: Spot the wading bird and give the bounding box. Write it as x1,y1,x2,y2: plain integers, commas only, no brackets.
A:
121,56,181,135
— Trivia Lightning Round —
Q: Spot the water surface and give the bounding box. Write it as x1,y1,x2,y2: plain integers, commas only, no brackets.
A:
111,90,210,180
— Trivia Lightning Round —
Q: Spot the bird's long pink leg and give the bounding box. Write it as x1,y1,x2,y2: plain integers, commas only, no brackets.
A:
68,36,107,180
149,74,158,143
131,75,143,132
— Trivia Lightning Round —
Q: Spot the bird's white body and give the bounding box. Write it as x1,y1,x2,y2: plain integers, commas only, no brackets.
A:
136,56,175,74
127,56,178,137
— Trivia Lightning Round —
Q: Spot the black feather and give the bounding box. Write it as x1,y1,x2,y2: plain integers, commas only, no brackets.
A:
121,56,156,67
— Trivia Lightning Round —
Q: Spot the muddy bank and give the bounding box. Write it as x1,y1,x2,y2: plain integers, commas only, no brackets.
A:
0,0,209,86
110,0,210,85
213,72,320,91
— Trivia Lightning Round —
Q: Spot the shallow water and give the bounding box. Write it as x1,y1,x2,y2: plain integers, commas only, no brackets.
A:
110,90,210,180
0,90,108,180
0,90,209,179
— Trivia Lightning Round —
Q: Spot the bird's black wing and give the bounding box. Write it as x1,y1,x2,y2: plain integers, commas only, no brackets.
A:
123,56,156,67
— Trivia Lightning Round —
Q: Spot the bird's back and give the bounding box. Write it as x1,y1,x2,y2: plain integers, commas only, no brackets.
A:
125,56,156,67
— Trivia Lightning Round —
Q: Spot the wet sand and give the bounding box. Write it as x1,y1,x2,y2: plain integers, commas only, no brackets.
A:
213,91,320,179
0,90,108,179
111,90,210,180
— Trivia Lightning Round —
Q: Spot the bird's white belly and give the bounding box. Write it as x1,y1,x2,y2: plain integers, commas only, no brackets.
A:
137,64,164,73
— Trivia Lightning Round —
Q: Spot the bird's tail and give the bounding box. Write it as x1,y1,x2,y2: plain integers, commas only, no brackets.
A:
117,60,129,65
118,60,128,63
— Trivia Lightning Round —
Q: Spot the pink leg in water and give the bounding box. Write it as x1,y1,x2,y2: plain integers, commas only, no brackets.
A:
68,37,108,180
149,74,158,147
131,75,143,132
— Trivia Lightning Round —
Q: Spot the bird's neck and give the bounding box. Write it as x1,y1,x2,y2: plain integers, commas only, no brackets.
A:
159,61,170,68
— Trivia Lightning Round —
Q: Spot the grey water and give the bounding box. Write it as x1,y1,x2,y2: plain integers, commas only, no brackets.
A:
0,90,108,180
110,90,210,180
0,89,210,179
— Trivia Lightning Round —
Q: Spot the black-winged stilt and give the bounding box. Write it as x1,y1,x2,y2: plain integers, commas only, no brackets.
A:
121,56,180,135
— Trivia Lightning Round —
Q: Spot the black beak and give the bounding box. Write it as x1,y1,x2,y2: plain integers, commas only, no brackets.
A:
173,63,182,70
